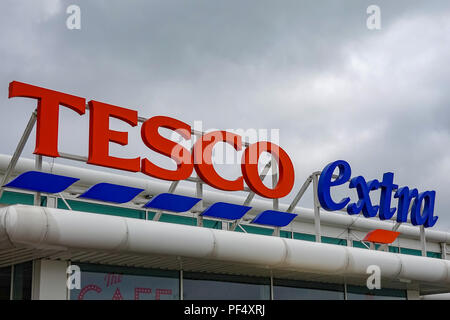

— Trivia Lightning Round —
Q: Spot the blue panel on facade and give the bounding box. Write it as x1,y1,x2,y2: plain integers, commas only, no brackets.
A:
201,202,251,220
4,171,79,194
252,210,297,227
143,193,201,212
79,183,144,204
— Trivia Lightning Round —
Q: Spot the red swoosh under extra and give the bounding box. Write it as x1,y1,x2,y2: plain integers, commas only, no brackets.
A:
363,229,400,244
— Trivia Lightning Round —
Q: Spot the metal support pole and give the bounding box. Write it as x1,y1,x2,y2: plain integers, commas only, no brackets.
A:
222,221,228,230
441,243,447,260
0,110,37,200
179,269,184,301
312,173,321,243
66,260,71,301
152,210,162,222
272,228,280,237
59,193,72,210
9,265,14,300
417,201,427,257
287,175,313,213
46,196,57,208
270,272,274,301
343,281,348,300
153,180,179,221
230,161,272,231
272,159,278,211
420,225,427,257
349,230,370,249
59,152,88,162
168,180,180,194
272,159,280,237
196,181,203,227
245,161,272,206
347,229,353,247
34,154,42,206
237,224,248,233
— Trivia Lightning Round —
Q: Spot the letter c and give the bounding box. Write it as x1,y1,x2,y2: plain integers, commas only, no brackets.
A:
193,131,244,191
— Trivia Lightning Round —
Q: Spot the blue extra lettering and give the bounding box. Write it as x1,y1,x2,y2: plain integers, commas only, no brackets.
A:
317,160,351,211
411,191,438,227
347,176,380,218
318,160,438,228
378,172,398,220
394,187,418,223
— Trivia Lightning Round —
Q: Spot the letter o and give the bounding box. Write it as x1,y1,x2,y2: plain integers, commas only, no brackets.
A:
241,142,295,199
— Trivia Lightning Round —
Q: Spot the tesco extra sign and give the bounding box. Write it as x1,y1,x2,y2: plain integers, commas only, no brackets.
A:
7,81,438,227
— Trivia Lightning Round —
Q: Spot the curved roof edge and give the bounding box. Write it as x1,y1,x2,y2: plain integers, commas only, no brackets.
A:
1,204,449,286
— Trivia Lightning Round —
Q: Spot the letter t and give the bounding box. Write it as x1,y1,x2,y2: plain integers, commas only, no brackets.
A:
9,81,86,157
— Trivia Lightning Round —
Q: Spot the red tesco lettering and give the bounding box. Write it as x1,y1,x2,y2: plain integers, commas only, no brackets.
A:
8,81,295,199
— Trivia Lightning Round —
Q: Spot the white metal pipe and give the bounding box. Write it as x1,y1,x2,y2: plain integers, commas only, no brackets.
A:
346,247,402,278
283,240,348,274
0,154,449,244
1,205,450,284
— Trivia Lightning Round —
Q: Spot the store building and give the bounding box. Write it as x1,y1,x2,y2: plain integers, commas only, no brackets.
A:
1,80,450,300
0,154,449,300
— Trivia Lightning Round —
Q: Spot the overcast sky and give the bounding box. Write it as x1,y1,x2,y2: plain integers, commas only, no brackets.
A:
1,0,450,231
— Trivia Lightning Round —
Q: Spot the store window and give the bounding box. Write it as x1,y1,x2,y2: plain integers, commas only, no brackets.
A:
183,272,270,300
0,266,11,300
12,262,32,300
70,263,179,300
273,279,344,300
322,236,347,246
346,285,406,300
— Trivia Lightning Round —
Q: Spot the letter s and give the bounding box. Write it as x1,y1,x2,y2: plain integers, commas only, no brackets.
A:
141,116,193,180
